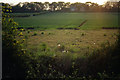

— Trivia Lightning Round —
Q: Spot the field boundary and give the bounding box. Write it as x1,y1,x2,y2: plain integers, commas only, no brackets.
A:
102,27,120,29
78,20,87,27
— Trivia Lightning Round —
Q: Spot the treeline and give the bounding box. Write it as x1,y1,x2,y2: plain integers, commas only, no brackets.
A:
2,1,120,13
4,12,50,18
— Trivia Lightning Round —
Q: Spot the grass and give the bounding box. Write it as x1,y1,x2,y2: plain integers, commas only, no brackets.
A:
20,29,119,56
13,12,119,30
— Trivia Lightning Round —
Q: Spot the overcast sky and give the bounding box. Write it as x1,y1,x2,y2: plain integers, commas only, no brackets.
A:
0,0,119,5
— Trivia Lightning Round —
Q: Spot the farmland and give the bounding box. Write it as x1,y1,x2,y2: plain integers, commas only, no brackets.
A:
14,12,119,55
13,12,119,30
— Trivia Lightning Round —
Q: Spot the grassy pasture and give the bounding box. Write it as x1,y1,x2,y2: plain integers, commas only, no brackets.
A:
20,29,119,58
13,12,119,30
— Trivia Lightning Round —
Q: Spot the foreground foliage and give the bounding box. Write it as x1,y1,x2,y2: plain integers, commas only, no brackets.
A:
2,4,26,79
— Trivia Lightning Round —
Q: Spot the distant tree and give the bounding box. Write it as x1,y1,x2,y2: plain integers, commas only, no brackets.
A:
64,2,70,8
7,1,120,13
36,2,44,11
44,2,50,10
50,2,58,11
57,2,65,10
104,1,119,12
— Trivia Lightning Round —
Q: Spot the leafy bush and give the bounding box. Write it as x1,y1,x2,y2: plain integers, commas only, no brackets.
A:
33,31,37,36
104,34,107,36
41,32,44,34
81,33,85,36
2,4,26,79
27,30,30,33
10,14,31,17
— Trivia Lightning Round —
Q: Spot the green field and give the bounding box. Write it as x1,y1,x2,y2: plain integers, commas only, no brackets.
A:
14,12,119,54
13,12,119,30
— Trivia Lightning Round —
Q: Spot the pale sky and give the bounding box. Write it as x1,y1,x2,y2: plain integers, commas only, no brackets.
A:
0,0,119,5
